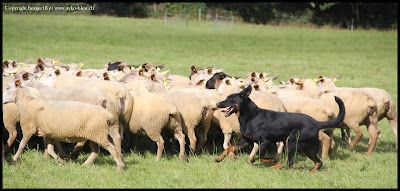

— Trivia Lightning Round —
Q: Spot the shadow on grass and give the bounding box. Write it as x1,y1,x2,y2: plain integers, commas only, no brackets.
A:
332,135,397,154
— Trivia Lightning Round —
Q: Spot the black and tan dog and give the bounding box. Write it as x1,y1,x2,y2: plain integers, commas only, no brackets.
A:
215,85,345,172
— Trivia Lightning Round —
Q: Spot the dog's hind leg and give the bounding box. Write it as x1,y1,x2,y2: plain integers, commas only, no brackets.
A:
303,141,323,173
318,130,331,161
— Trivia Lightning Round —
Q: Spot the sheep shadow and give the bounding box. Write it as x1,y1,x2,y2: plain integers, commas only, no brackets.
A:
331,134,397,154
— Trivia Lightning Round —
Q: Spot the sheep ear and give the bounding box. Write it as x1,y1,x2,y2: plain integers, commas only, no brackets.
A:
37,58,44,65
250,77,256,82
150,74,156,81
101,99,107,109
141,63,148,68
15,79,21,87
251,72,256,77
207,68,213,74
254,84,260,90
157,64,165,69
191,65,197,73
240,85,252,97
12,61,17,67
55,69,61,76
102,72,110,80
196,79,205,85
76,71,82,77
259,73,264,79
138,69,144,76
22,72,29,81
225,79,231,85
289,78,295,84
3,60,9,67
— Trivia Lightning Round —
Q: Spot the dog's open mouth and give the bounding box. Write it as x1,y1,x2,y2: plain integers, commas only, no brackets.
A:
221,106,235,117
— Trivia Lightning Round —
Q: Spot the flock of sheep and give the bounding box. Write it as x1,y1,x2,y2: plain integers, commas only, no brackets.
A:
2,58,397,170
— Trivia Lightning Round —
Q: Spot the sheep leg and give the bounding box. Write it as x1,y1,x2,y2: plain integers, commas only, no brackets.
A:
71,141,87,160
45,138,65,163
275,141,284,162
195,115,212,152
54,141,66,159
108,126,122,155
83,141,99,165
186,127,197,153
386,110,398,150
12,134,32,162
173,130,186,161
223,133,232,149
247,142,259,164
99,141,125,170
318,130,331,161
348,125,363,151
147,133,165,161
366,122,380,154
5,127,17,154
43,138,50,160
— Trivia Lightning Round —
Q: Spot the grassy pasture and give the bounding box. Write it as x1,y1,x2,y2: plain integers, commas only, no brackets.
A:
2,14,398,188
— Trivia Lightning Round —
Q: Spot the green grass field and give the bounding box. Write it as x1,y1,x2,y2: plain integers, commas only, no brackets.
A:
2,14,398,188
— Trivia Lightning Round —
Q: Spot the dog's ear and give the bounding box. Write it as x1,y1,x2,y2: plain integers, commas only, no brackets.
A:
240,85,252,97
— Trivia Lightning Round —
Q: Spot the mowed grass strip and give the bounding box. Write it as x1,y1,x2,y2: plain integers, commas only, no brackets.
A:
2,14,397,188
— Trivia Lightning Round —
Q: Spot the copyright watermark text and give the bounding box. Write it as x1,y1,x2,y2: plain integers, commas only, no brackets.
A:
4,5,95,12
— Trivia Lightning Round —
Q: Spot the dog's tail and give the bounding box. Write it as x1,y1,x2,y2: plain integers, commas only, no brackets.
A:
318,96,345,129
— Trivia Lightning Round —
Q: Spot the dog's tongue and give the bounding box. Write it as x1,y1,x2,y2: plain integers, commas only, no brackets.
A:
221,106,233,117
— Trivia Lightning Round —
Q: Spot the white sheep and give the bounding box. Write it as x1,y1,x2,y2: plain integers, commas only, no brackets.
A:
128,91,186,161
3,81,125,170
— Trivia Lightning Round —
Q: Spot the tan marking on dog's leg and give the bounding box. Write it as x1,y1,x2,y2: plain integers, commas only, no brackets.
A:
318,131,331,161
309,162,323,173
